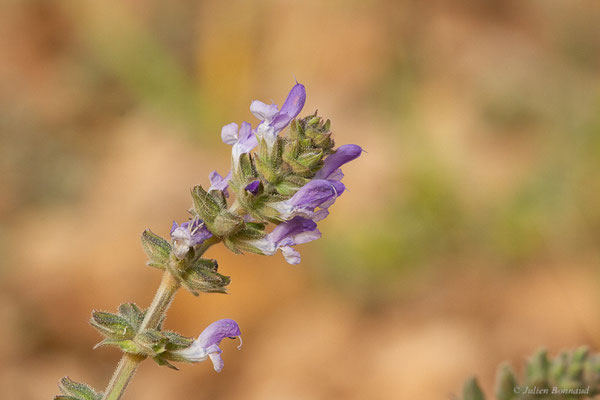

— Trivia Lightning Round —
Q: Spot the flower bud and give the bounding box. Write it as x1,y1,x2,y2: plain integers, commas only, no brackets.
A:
207,212,243,238
254,136,284,184
180,258,230,295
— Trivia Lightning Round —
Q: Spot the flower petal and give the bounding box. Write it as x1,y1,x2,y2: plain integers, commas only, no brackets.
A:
281,246,301,264
170,319,242,372
288,180,339,209
250,101,279,122
271,83,306,131
172,341,208,362
208,350,224,373
170,220,212,259
288,229,322,245
328,169,345,182
245,180,261,195
209,170,231,196
312,208,330,222
269,216,318,246
241,237,277,255
234,121,258,155
221,123,239,145
196,319,242,349
314,144,362,180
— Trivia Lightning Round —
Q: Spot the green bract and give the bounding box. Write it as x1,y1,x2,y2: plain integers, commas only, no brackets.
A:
55,377,102,400
141,230,171,269
90,303,195,370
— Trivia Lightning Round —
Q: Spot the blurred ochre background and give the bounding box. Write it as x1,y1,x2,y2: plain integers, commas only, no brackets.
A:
1,0,600,399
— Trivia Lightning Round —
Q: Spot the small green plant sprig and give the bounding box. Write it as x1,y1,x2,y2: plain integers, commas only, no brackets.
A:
53,82,363,400
460,348,600,400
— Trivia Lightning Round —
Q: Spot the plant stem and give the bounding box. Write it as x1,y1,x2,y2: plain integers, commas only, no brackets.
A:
100,353,145,400
101,271,180,400
100,236,221,400
139,271,180,331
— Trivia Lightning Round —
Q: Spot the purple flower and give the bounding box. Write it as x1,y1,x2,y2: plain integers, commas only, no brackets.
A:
270,179,344,222
173,319,242,373
208,170,231,197
242,217,321,264
270,216,321,264
221,121,258,169
314,144,363,181
251,83,306,149
265,145,361,222
170,219,213,259
244,180,261,195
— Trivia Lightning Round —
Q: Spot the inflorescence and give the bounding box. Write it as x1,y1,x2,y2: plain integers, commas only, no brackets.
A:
56,82,362,400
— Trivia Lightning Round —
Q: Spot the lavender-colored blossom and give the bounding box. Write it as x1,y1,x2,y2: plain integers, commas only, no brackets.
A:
221,121,258,168
248,101,279,122
242,217,321,264
173,319,242,373
269,217,321,264
269,179,344,222
170,219,213,259
251,83,306,149
208,170,231,197
314,144,363,181
265,145,361,222
244,180,261,195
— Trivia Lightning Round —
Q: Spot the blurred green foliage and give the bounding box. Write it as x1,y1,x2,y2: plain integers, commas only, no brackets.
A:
462,348,600,400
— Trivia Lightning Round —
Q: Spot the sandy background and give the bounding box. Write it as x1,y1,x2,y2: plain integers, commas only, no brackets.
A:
1,0,600,399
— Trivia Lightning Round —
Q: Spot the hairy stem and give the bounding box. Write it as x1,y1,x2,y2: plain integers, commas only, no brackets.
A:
139,271,180,331
100,353,146,400
101,271,180,400
101,236,221,400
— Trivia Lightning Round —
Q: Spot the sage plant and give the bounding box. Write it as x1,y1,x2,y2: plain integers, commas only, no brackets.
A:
54,83,362,400
460,348,600,400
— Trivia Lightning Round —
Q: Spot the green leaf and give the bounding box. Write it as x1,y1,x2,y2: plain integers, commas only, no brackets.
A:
191,185,220,223
206,211,243,238
118,303,145,331
163,331,194,351
180,258,230,295
254,154,280,184
567,347,589,381
550,352,568,383
136,329,168,355
526,349,549,386
94,337,150,355
275,179,303,196
152,355,179,370
238,153,257,182
495,364,517,400
462,377,485,400
141,230,171,269
115,339,143,354
296,149,323,169
222,222,270,255
57,377,102,400
462,347,600,400
90,311,135,340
